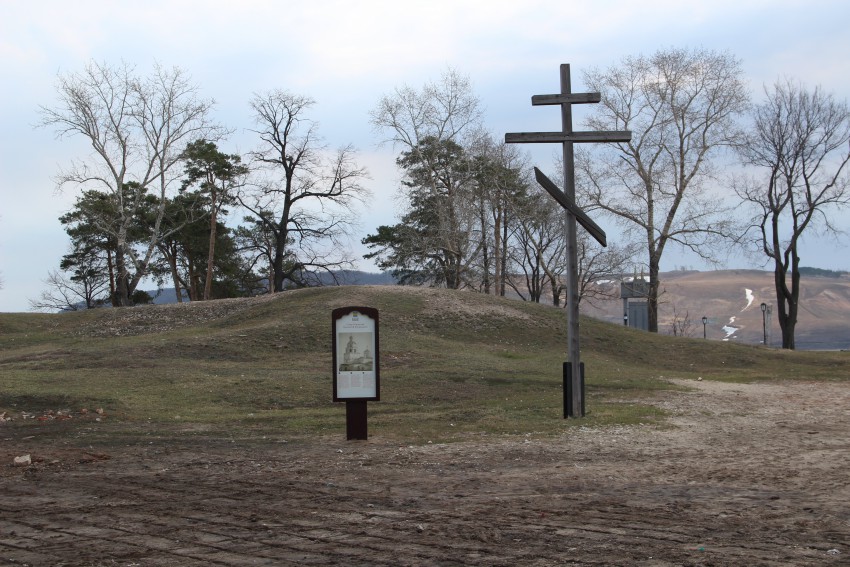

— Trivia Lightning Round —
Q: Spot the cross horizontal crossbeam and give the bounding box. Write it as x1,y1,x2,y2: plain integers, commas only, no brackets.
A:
505,131,632,144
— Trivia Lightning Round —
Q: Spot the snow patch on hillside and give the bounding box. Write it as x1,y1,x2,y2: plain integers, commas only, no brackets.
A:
743,288,754,311
723,316,739,341
723,288,753,340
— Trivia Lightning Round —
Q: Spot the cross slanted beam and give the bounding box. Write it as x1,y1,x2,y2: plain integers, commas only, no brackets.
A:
533,167,606,247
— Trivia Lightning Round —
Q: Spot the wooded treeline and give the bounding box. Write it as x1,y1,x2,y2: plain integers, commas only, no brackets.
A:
34,63,631,315
34,49,850,350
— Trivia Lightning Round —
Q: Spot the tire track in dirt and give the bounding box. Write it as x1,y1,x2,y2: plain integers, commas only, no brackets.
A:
2,379,848,565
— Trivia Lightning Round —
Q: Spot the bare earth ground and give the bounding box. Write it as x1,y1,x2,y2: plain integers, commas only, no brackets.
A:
2,379,848,566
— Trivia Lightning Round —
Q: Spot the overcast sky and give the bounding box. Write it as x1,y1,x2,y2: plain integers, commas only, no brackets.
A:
2,0,849,312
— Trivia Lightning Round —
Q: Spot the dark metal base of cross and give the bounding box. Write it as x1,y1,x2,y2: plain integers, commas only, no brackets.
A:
346,400,368,440
563,362,586,418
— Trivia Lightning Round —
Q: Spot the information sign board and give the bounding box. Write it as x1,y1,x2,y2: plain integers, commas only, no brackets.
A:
332,306,380,402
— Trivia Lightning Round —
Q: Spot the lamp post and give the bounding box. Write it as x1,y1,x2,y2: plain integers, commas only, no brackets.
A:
702,316,708,339
760,302,767,346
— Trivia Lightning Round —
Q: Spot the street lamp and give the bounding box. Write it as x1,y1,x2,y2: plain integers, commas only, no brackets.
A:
760,302,767,346
702,316,708,339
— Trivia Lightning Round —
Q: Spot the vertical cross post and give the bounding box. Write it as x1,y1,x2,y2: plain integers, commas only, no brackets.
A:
505,63,631,418
559,65,582,418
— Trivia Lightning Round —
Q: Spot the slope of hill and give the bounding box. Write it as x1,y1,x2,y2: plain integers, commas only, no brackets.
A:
2,285,849,441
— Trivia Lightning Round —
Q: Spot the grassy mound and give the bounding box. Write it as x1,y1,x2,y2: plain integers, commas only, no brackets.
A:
2,286,848,443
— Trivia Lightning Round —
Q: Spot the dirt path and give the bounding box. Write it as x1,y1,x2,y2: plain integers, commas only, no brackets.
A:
2,379,848,566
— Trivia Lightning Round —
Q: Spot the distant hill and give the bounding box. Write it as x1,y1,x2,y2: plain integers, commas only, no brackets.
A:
581,269,850,350
798,267,848,278
147,271,398,305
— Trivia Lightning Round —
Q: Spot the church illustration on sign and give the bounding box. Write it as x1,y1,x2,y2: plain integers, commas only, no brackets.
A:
339,334,373,372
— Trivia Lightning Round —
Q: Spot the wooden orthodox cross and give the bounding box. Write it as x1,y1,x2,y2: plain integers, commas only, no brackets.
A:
505,64,630,418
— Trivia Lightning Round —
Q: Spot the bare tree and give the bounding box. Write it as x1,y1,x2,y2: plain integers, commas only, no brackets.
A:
39,61,220,306
510,197,638,308
241,90,370,292
507,190,564,303
580,48,748,331
470,135,530,296
668,304,695,337
371,67,482,151
29,267,110,312
367,69,486,289
735,79,850,349
545,157,640,308
576,236,640,309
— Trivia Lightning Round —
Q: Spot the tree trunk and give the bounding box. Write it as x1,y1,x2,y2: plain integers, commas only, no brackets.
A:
493,211,502,296
551,279,562,307
204,203,217,300
479,202,490,294
647,255,661,333
271,190,293,293
787,263,800,349
272,230,287,292
775,264,799,350
106,249,116,301
445,251,462,290
168,247,183,303
186,258,198,302
497,219,508,297
112,243,133,307
530,264,542,303
203,183,219,301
